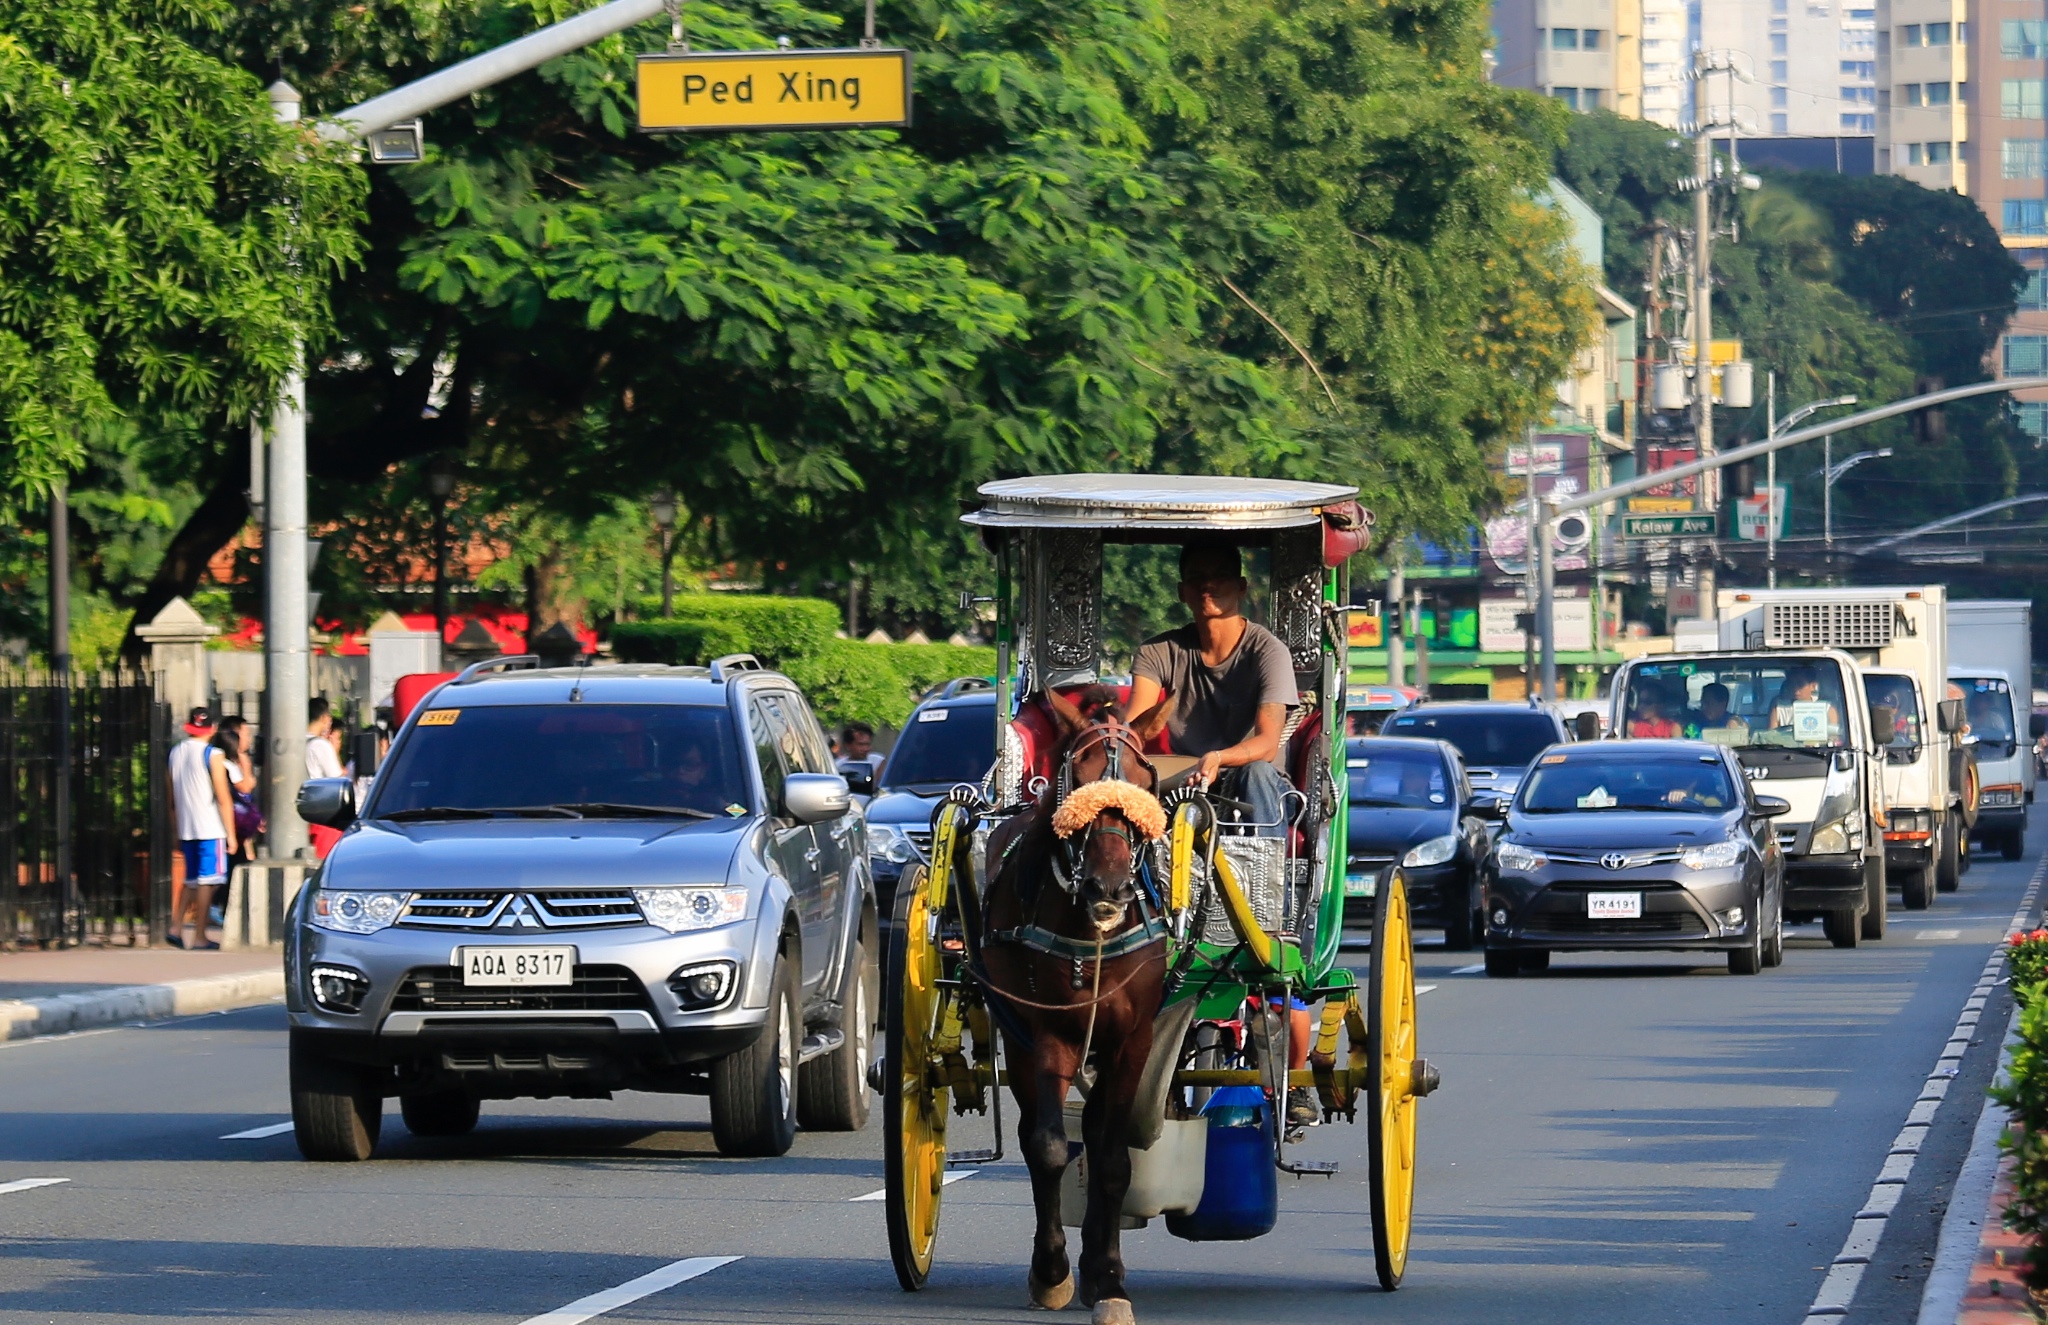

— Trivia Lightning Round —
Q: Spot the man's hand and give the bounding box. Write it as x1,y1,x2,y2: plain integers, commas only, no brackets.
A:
1196,750,1226,788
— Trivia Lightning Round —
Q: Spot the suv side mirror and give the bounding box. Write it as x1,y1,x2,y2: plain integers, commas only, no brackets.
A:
297,777,356,829
784,772,852,824
1470,791,1508,821
1937,698,1967,734
1868,706,1896,747
1572,711,1601,742
1753,794,1793,818
840,765,876,797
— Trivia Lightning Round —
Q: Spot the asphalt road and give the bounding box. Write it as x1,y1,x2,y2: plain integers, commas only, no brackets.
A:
3,832,2038,1325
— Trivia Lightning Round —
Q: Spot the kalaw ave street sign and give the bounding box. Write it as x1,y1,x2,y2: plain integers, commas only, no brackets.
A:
637,48,912,132
1621,513,1719,539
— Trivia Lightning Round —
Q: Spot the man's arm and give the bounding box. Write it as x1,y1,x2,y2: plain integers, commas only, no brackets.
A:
209,750,238,854
1196,702,1287,786
1128,674,1167,719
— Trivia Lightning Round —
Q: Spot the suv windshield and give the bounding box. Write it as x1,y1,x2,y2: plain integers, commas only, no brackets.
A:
1864,674,1924,758
1960,678,2019,745
375,704,750,818
1623,656,1851,750
1382,710,1556,768
1521,754,1737,814
1346,740,1450,808
880,703,997,791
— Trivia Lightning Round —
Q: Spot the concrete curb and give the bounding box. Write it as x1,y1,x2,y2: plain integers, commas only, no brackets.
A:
0,968,284,1042
1918,1002,2021,1325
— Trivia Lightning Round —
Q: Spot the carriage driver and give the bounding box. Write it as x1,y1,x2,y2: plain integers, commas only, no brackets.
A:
1126,539,1298,830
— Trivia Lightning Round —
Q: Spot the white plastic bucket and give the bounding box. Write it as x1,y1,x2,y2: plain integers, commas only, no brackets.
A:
1058,1102,1208,1228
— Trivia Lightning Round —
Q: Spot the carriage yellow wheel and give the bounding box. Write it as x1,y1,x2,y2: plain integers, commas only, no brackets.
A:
884,865,951,1290
1367,869,1419,1291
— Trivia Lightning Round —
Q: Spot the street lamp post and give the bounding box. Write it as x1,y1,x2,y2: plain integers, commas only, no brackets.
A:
651,489,678,618
426,456,458,638
1822,447,1894,556
1765,388,1856,588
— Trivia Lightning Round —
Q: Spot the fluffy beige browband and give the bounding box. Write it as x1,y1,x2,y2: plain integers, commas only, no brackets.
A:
1051,780,1168,841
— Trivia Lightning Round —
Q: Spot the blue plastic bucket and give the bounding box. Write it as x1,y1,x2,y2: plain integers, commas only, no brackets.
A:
1164,1088,1279,1241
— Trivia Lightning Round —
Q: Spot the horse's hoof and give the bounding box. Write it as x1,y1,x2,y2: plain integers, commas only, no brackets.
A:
1028,1269,1075,1311
1092,1300,1136,1325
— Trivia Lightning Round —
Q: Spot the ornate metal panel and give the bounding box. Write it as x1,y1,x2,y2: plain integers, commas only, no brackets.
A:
1028,530,1102,685
1269,524,1324,673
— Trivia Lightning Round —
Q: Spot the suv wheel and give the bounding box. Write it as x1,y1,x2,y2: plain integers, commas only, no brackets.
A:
711,950,799,1157
798,918,878,1131
290,1031,384,1162
401,1092,481,1137
1483,948,1520,978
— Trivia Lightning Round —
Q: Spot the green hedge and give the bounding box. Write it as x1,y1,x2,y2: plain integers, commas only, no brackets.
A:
609,595,994,730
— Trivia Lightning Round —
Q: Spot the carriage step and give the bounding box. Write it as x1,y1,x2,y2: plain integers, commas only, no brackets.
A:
798,1029,844,1064
1278,1159,1340,1177
946,1149,1002,1165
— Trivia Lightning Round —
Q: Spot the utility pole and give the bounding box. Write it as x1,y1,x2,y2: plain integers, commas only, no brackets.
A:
50,481,74,941
263,80,311,861
1766,372,1776,589
1386,555,1405,688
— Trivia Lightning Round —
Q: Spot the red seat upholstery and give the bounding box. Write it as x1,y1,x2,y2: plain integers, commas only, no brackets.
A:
1009,685,1174,787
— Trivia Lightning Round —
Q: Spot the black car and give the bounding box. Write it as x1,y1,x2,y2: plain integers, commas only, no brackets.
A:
1482,740,1791,978
1342,737,1493,949
1381,701,1575,808
864,679,998,919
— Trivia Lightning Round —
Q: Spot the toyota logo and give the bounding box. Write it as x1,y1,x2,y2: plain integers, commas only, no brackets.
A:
1600,852,1630,871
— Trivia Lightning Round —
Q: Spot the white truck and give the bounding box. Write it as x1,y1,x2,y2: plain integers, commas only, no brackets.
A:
1949,599,2034,860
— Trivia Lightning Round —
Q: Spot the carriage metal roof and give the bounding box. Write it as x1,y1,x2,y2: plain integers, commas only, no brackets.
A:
961,474,1359,531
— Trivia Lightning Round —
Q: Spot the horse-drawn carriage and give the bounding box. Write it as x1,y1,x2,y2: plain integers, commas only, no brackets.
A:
881,475,1437,1320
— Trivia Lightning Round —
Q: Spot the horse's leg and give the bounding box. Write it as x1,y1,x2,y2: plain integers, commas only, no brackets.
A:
1077,1017,1153,1323
1014,1029,1078,1310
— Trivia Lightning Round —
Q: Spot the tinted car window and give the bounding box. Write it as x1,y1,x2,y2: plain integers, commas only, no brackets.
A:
1520,754,1736,814
749,698,791,810
1863,675,1924,753
377,704,749,816
1345,741,1449,808
881,704,998,791
1383,711,1557,767
780,692,837,774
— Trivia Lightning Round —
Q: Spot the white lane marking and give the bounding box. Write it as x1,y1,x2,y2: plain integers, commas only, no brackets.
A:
1915,930,1963,941
1801,852,2044,1322
0,1178,69,1195
222,1122,295,1140
1450,964,1486,975
850,1170,976,1202
1416,984,1438,995
518,1256,740,1325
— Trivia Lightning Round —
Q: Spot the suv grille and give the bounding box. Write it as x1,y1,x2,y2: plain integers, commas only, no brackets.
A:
398,890,645,930
388,965,655,1013
904,828,933,859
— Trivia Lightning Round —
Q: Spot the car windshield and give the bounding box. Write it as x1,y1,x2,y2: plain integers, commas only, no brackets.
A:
1520,754,1737,814
1345,741,1450,808
879,704,997,791
374,704,750,818
1381,710,1556,768
1960,678,2018,744
1622,656,1852,750
1863,674,1924,755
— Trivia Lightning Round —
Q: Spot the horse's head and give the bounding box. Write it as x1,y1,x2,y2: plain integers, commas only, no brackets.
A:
1045,686,1173,931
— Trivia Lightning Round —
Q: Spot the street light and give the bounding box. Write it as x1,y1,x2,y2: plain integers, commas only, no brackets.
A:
651,488,678,618
1822,447,1893,558
1764,386,1856,588
426,456,459,638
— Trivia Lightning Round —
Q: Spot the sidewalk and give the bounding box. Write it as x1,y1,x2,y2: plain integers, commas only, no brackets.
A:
0,945,283,1041
1957,1152,2040,1323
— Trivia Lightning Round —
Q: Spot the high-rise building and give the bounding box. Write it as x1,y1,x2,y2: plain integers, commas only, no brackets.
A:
1700,0,1878,138
1492,0,1646,117
1641,0,1691,127
1877,0,2048,436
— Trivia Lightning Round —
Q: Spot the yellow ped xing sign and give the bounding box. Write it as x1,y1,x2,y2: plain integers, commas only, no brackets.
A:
637,48,912,133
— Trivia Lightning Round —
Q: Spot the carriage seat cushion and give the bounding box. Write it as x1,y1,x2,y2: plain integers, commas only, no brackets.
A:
1010,686,1319,800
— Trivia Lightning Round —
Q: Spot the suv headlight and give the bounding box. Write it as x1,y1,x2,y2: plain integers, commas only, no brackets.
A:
867,823,924,866
1680,840,1744,871
311,890,409,934
634,886,748,933
1402,834,1459,869
1496,841,1548,873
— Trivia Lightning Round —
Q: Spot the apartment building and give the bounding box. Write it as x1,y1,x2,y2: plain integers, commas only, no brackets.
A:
1701,0,1879,138
1876,0,2048,434
1641,0,1690,126
1493,0,1646,116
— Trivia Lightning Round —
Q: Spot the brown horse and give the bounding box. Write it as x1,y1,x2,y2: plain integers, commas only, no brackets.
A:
979,686,1174,1325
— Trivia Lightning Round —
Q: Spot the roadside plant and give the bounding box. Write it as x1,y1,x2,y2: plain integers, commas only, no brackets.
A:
2008,929,2048,1004
1994,989,2048,1292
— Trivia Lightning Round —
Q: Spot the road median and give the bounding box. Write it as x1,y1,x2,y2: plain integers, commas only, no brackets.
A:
0,967,284,1042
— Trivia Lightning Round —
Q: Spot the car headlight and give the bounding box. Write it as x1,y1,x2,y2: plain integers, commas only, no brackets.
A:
867,823,924,866
1680,840,1745,871
1402,834,1460,869
1496,841,1548,873
634,887,750,933
1811,821,1851,855
311,890,409,934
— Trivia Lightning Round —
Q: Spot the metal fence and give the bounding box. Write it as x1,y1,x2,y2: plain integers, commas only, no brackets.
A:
1,673,171,948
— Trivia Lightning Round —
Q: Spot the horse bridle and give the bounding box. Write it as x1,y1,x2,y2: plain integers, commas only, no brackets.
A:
1050,720,1156,897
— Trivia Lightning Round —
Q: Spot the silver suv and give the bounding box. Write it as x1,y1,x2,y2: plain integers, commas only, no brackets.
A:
288,655,876,1161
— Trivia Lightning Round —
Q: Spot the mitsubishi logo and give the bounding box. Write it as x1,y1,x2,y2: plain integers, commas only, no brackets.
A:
1600,852,1630,871
496,895,543,929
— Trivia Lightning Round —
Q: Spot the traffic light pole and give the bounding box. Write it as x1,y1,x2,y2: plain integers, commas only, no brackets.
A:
1529,376,2048,674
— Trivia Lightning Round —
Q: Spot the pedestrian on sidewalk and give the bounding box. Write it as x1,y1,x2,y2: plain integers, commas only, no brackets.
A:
212,716,263,865
170,707,236,950
306,699,346,859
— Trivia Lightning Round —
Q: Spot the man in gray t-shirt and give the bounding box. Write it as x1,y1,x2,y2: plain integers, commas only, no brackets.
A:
1128,541,1298,813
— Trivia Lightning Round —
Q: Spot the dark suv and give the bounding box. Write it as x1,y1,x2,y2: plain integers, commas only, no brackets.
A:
289,655,876,1162
863,678,998,919
1381,701,1575,807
